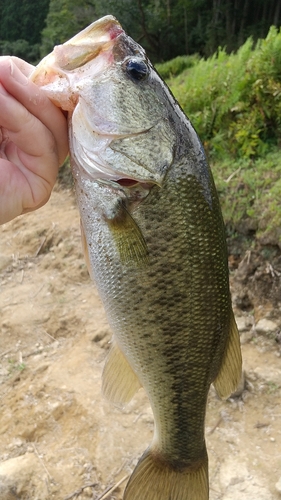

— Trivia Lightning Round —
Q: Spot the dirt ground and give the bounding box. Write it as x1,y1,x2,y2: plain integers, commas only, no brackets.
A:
0,185,280,500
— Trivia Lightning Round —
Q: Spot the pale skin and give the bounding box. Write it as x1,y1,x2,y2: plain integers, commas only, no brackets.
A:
0,56,68,225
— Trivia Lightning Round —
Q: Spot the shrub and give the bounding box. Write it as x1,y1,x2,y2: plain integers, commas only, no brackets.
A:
169,27,281,160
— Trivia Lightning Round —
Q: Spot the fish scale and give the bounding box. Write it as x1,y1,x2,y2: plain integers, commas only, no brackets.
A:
31,15,242,500
76,170,230,462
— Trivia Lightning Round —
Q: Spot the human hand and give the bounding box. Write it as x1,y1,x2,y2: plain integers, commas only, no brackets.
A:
0,56,68,224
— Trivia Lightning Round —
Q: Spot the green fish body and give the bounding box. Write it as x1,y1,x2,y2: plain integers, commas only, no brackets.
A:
31,16,242,500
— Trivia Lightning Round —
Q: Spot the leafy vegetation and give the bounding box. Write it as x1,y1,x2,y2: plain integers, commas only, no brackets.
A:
155,55,199,79
40,0,96,56
0,0,49,63
0,0,281,248
165,27,281,161
212,151,281,248
0,40,41,63
158,28,281,248
1,0,281,63
40,0,281,62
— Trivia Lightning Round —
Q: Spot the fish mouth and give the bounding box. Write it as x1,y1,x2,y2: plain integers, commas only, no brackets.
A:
31,16,124,93
116,178,141,187
95,177,154,206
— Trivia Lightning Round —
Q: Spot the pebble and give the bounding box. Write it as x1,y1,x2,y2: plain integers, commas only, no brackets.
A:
219,458,274,499
255,318,278,334
240,330,254,344
82,487,93,497
0,255,12,271
254,365,281,385
236,317,249,332
276,477,281,494
0,453,47,499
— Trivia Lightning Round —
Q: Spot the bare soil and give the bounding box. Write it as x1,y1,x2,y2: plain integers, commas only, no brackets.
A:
0,185,280,500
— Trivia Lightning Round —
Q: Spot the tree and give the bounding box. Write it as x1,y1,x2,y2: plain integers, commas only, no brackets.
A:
40,0,96,56
40,0,281,63
0,0,50,45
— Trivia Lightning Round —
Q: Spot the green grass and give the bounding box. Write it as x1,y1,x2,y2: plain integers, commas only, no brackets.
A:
211,150,281,247
155,54,199,79
168,27,281,161
162,27,281,248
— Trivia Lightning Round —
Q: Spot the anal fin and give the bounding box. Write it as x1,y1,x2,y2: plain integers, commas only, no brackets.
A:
102,340,141,406
213,310,242,399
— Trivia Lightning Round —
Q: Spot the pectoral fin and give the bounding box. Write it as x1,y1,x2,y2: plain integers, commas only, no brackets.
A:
213,310,242,399
106,204,149,267
102,340,141,405
80,220,92,278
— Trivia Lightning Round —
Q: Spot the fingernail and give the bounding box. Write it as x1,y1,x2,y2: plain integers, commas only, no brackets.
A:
10,60,29,85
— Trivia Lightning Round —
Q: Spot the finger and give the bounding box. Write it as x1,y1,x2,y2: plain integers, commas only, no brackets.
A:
11,56,34,78
0,83,55,161
0,56,34,77
0,83,59,200
0,58,68,165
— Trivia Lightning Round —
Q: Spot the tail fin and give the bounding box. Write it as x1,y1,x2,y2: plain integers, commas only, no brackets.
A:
124,448,208,500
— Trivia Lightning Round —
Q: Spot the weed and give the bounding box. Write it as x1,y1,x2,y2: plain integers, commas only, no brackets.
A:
8,359,26,373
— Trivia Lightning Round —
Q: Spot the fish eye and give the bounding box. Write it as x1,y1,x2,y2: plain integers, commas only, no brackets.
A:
125,58,149,82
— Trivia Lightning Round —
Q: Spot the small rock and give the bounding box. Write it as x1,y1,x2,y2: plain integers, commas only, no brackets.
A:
0,453,49,499
236,317,249,332
240,330,254,345
276,331,281,344
254,365,281,385
7,438,24,451
219,458,273,499
83,487,94,497
0,255,12,271
255,318,278,335
276,477,281,494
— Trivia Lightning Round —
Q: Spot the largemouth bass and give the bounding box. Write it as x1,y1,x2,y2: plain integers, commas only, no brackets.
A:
31,16,242,500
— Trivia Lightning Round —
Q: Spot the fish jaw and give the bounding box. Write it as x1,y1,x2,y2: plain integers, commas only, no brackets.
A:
30,16,123,111
31,15,173,186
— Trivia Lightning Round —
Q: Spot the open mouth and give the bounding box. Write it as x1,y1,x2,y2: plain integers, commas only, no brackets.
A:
116,178,140,187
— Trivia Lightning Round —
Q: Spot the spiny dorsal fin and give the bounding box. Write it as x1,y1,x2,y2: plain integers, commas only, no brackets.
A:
213,310,242,399
102,340,141,406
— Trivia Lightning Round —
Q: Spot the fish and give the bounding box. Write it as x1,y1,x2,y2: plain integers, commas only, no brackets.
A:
31,15,242,500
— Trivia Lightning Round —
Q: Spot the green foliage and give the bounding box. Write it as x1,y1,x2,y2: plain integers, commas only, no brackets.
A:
8,359,26,374
169,27,281,161
155,55,199,79
211,150,281,248
0,40,41,64
0,0,50,45
40,0,96,56
39,0,281,63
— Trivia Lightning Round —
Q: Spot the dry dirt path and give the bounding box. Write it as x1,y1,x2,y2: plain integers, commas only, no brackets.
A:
0,186,280,500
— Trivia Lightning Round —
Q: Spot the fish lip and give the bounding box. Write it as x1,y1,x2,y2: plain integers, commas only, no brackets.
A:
67,15,124,44
30,16,124,88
